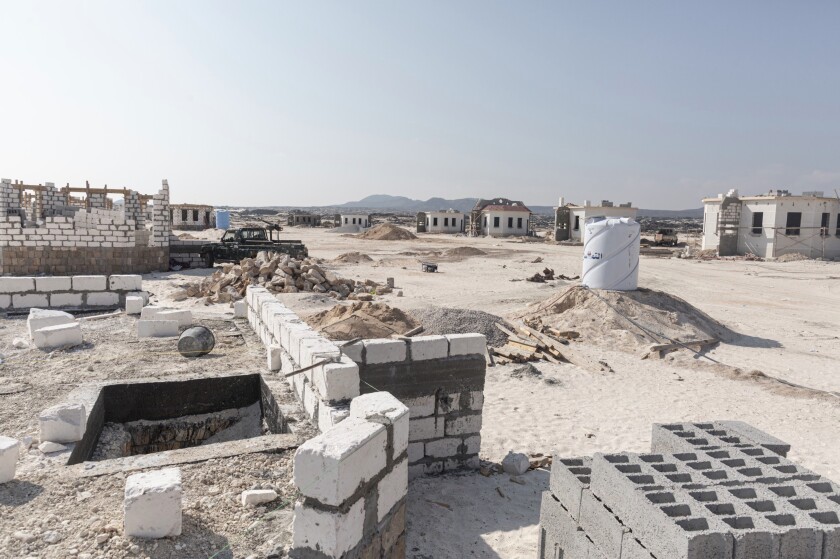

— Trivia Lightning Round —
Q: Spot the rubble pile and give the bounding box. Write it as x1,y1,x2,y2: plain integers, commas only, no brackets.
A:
186,251,391,303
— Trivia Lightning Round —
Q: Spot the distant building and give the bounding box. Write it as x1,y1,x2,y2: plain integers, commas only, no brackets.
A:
554,198,637,242
170,203,215,230
288,212,322,227
702,189,840,259
469,198,532,237
417,210,465,234
339,214,371,228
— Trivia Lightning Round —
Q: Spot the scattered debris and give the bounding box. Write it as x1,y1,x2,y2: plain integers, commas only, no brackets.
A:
526,268,579,283
12,338,27,349
531,256,543,263
529,453,552,469
501,451,530,475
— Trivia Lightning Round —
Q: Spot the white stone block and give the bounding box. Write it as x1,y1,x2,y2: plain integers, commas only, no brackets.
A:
445,413,482,436
294,416,386,506
446,333,487,356
109,274,142,291
49,292,83,307
34,276,72,292
311,358,360,403
0,294,10,309
363,339,406,364
267,344,282,371
409,416,444,442
289,328,321,365
350,392,409,458
403,396,436,418
127,290,150,304
240,489,277,507
124,468,182,538
0,277,35,293
317,402,350,430
27,308,74,339
86,291,119,306
137,304,161,318
340,339,364,363
72,275,107,291
39,402,86,443
280,320,308,353
233,300,247,318
12,293,49,308
408,442,424,463
33,322,83,350
155,309,192,327
0,436,19,484
409,335,449,360
464,434,481,455
300,338,341,368
302,381,318,421
292,498,364,557
425,437,462,458
377,458,408,521
137,320,179,338
125,296,144,315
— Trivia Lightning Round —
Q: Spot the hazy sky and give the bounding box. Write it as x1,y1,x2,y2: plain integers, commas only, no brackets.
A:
2,2,839,209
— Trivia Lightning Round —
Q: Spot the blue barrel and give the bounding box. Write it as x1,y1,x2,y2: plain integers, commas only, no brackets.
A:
215,210,230,230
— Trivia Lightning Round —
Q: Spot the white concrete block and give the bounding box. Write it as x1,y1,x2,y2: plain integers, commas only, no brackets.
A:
109,274,142,291
140,306,166,320
280,320,308,353
34,276,72,292
27,308,74,339
233,300,247,318
0,277,35,293
409,335,449,360
155,309,192,327
446,333,487,356
33,322,83,350
86,291,119,306
445,413,482,436
377,458,408,521
12,293,49,309
72,275,107,291
408,442,424,463
350,392,410,458
39,402,86,443
240,489,277,507
294,416,386,506
125,296,144,315
293,498,364,557
425,437,462,458
289,327,321,365
409,416,444,442
49,292,83,307
0,436,19,483
302,381,319,421
0,294,10,309
340,339,364,363
267,344,282,371
124,467,182,538
363,339,406,364
464,434,481,455
300,338,341,368
403,396,436,418
318,402,350,430
137,320,179,338
311,358,360,403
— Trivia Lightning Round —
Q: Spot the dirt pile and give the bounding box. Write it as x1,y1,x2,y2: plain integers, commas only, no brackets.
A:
408,306,508,347
514,285,736,352
185,251,392,303
443,247,486,257
333,252,374,263
306,302,420,340
776,253,809,262
357,223,417,241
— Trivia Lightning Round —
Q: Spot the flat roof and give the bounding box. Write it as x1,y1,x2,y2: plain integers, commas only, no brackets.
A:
703,195,839,203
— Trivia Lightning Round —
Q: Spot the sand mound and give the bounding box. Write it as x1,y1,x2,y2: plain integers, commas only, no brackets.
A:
357,223,417,241
334,252,374,263
514,286,736,351
306,302,420,340
776,253,809,262
443,247,486,257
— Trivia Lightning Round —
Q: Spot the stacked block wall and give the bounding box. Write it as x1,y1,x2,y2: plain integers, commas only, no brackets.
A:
0,274,144,309
151,181,171,247
717,196,743,256
291,392,408,558
539,421,840,559
169,238,210,268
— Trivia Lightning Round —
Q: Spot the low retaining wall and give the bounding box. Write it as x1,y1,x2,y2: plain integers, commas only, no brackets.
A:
0,274,144,310
245,286,487,479
169,238,208,269
292,392,408,558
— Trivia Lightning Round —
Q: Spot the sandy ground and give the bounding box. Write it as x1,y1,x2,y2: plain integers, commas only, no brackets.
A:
3,224,839,558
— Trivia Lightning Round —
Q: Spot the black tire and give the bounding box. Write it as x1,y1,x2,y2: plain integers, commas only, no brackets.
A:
204,252,215,268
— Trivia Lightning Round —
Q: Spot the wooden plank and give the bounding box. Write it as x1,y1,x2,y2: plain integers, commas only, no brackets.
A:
648,338,718,353
516,323,608,373
508,340,539,353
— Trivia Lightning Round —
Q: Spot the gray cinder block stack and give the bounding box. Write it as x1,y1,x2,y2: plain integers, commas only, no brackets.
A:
539,422,840,559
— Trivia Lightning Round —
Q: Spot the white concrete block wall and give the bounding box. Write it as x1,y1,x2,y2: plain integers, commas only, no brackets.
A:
0,274,144,310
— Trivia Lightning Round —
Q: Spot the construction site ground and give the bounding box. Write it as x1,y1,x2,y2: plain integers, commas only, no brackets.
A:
2,225,839,558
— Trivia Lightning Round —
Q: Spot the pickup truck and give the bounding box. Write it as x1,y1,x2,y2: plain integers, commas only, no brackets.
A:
187,227,308,267
654,228,678,246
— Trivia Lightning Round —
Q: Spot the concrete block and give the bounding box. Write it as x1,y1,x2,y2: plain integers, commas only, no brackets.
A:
312,358,360,403
302,381,319,421
403,395,436,418
33,322,83,350
317,402,350,430
125,296,144,315
35,276,72,292
425,437,462,459
240,489,277,507
0,276,35,293
292,498,365,557
377,459,408,521
289,328,322,365
109,274,142,291
578,489,628,558
363,339,407,364
86,291,119,306
300,337,342,368
137,320,179,338
49,292,83,307
408,442,425,463
409,335,448,360
39,402,86,443
267,344,282,371
340,339,364,362
0,294,10,309
124,467,182,538
446,333,487,356
140,306,166,320
350,392,410,458
464,435,481,455
718,420,791,457
72,275,107,291
27,308,74,339
0,436,19,484
155,309,193,327
445,414,482,436
409,416,445,442
294,416,386,506
549,456,592,522
13,293,49,308
233,300,247,318
538,491,592,559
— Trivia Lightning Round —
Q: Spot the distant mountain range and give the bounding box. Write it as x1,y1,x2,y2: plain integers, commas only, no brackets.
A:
336,194,702,218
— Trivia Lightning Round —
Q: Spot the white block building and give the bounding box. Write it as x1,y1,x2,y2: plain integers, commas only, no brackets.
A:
469,198,532,237
339,214,371,228
554,198,637,242
170,204,215,230
701,189,840,259
417,210,465,234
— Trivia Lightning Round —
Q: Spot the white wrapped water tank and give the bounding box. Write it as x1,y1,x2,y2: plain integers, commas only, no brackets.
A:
581,217,640,291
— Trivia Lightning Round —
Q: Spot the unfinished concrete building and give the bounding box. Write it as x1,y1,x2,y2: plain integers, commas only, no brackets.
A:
702,189,840,259
416,209,465,234
287,212,321,227
170,204,215,230
469,198,532,237
338,213,371,228
554,198,637,242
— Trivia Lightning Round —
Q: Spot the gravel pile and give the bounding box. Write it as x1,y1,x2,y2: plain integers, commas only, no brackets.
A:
408,306,507,347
